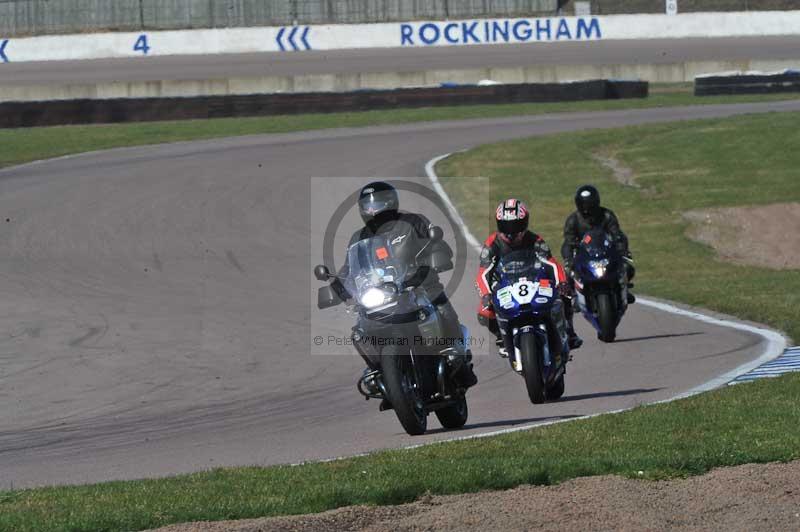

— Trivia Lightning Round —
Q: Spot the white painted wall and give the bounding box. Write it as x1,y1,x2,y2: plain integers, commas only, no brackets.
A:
2,11,800,64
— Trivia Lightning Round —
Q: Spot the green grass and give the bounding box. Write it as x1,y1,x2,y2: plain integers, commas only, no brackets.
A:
438,111,800,341
2,372,799,532
2,89,800,169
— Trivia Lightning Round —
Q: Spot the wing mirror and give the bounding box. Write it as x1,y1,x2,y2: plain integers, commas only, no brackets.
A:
428,226,443,242
314,264,331,281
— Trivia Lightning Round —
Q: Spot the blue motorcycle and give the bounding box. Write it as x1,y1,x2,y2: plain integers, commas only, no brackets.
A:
491,250,571,404
572,229,629,343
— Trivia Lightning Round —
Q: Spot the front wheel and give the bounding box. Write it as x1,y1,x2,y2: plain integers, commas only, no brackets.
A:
520,332,545,404
381,350,427,436
596,293,617,343
435,396,468,429
546,375,565,401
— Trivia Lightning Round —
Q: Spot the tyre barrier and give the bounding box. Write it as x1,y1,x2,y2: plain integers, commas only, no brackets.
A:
0,79,647,128
695,70,800,96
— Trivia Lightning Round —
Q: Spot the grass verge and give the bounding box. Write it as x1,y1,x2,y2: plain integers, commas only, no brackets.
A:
438,111,800,341
2,373,799,532
2,89,800,169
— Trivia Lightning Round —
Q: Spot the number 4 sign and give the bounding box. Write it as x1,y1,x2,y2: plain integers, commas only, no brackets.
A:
134,34,151,55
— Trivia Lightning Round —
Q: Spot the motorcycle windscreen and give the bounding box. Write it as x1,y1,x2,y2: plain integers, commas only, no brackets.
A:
344,236,410,307
577,229,616,259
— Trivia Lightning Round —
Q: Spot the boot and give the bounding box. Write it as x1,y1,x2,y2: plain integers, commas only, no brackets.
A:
627,292,636,305
496,337,508,358
452,360,478,388
568,330,584,350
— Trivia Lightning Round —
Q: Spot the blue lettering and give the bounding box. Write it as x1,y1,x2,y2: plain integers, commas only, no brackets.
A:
444,22,459,44
556,19,572,40
536,19,552,41
133,34,150,55
401,24,414,45
419,23,440,45
512,20,532,42
492,21,510,43
462,21,479,43
0,39,8,63
576,17,602,39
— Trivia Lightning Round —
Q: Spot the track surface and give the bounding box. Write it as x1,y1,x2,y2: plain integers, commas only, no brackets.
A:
1,100,798,488
1,37,799,86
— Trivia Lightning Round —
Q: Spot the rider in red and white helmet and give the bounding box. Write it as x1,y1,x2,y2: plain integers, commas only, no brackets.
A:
475,199,583,354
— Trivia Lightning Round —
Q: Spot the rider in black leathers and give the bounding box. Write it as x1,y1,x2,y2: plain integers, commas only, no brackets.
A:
561,185,636,304
332,181,478,390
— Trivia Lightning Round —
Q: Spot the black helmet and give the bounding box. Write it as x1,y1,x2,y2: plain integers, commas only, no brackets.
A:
495,198,529,245
575,185,601,219
358,181,399,226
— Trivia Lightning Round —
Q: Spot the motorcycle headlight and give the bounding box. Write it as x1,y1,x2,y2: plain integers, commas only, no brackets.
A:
589,259,610,278
360,288,386,309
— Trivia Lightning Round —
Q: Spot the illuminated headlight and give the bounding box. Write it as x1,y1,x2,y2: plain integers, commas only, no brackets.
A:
360,288,386,309
589,259,610,278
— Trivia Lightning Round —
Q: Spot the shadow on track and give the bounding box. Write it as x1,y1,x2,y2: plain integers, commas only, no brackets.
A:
425,414,583,435
614,332,705,343
558,387,663,403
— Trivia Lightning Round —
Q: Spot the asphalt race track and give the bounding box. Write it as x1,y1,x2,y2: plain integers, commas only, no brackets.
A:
1,100,798,488
1,37,798,86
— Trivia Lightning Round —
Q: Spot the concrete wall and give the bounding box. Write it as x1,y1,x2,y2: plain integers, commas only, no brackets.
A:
4,11,800,63
0,0,557,37
3,58,799,103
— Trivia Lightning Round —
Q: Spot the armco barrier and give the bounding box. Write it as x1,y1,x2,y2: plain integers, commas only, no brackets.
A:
695,71,800,95
0,80,647,128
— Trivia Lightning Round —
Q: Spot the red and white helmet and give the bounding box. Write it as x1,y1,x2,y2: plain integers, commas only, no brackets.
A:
495,198,529,245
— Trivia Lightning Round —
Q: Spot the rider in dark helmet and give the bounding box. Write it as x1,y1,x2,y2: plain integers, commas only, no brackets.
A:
561,185,636,304
335,181,478,391
476,199,583,354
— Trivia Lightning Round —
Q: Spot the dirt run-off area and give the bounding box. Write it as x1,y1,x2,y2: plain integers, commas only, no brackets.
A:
152,460,800,532
684,202,800,270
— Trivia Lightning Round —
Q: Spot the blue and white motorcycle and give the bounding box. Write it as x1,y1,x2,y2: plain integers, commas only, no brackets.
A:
572,229,629,343
491,250,571,404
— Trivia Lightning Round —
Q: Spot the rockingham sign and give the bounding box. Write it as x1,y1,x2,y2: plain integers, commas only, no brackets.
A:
398,17,602,46
1,11,800,63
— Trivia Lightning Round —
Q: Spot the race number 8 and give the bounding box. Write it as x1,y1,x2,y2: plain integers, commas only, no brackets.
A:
513,281,537,304
134,34,151,55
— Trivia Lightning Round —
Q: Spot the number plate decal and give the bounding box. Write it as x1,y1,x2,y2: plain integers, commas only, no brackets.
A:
512,281,537,304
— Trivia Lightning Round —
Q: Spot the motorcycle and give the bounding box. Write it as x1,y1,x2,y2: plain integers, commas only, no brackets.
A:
314,226,471,436
572,229,629,343
491,250,570,404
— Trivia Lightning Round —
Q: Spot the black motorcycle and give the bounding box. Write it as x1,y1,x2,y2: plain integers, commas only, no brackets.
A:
572,229,629,342
314,226,470,436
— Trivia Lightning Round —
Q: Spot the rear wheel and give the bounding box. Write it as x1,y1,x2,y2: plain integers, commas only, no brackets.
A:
381,350,427,436
520,332,545,404
597,293,617,343
435,396,468,429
